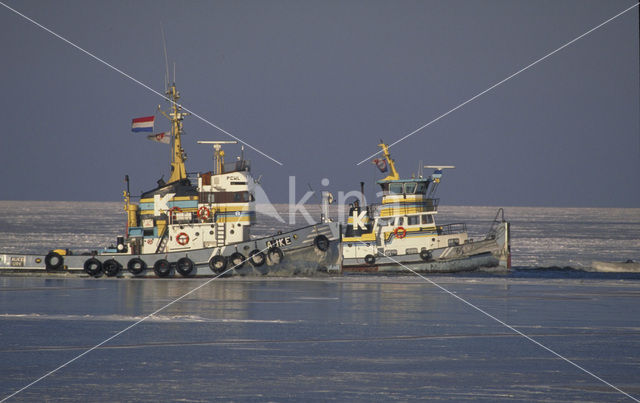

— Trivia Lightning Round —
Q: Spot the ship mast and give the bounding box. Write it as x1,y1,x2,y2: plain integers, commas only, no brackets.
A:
378,142,400,181
164,83,188,183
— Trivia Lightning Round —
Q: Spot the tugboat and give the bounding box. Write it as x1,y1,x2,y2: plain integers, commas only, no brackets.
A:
0,83,340,277
340,143,510,273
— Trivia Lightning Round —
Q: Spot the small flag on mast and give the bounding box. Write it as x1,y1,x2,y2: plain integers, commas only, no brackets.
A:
131,116,155,133
373,158,388,173
147,132,171,144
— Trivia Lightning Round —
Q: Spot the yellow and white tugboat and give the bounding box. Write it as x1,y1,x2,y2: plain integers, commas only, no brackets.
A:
340,143,510,273
0,83,340,277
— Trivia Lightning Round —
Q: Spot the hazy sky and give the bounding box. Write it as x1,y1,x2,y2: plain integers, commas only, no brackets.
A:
1,0,638,207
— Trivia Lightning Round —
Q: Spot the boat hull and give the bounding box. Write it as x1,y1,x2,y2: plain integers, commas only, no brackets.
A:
1,222,512,276
0,223,341,277
342,222,510,274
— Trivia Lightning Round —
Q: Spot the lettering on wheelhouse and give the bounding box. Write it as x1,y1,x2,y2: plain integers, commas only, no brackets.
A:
267,236,292,248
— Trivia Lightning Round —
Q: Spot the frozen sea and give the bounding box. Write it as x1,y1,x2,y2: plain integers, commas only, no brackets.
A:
0,202,639,401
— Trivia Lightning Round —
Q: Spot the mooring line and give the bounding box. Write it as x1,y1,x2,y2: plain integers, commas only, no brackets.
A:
356,2,639,165
0,1,283,166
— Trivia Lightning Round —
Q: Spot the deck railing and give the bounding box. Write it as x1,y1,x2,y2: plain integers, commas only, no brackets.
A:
437,223,467,235
222,159,250,173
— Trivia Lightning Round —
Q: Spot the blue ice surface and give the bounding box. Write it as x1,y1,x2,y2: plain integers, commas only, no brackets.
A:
0,274,639,402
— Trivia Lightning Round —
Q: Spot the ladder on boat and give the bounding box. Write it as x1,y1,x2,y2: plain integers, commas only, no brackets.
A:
156,229,169,253
216,223,226,246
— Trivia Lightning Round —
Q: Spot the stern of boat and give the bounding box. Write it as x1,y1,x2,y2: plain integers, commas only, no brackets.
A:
486,209,511,269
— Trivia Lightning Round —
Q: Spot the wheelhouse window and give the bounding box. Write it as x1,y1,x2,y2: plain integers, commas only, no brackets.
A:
199,191,253,203
405,183,417,194
199,192,216,203
421,214,434,224
389,183,403,194
233,192,249,202
407,215,419,226
416,182,427,194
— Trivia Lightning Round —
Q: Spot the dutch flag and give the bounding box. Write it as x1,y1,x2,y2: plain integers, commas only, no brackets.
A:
131,116,155,133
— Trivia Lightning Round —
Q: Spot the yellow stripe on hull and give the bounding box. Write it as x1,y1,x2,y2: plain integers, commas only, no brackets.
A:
383,227,437,241
216,216,254,223
140,195,198,203
381,194,426,203
380,207,433,216
342,232,376,242
140,208,198,216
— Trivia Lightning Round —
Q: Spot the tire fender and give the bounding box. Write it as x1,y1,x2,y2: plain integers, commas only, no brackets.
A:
83,258,102,276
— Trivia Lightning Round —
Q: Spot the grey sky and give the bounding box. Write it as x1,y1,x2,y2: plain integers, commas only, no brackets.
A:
1,0,638,207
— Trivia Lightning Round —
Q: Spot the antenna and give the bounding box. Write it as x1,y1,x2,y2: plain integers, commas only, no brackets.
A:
424,165,455,197
161,25,169,91
197,141,238,145
424,165,456,170
173,62,176,84
198,141,238,174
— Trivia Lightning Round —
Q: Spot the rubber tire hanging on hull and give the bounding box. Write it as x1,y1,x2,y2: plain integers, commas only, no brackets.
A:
45,252,64,271
177,257,195,277
208,255,227,274
268,247,284,264
419,250,432,261
364,254,376,265
84,258,102,276
103,259,122,277
154,259,172,278
314,235,330,252
249,249,266,267
127,258,146,275
229,252,245,270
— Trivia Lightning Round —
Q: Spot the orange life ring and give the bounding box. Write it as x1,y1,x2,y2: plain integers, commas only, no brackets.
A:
394,226,407,239
176,232,189,246
197,206,211,221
